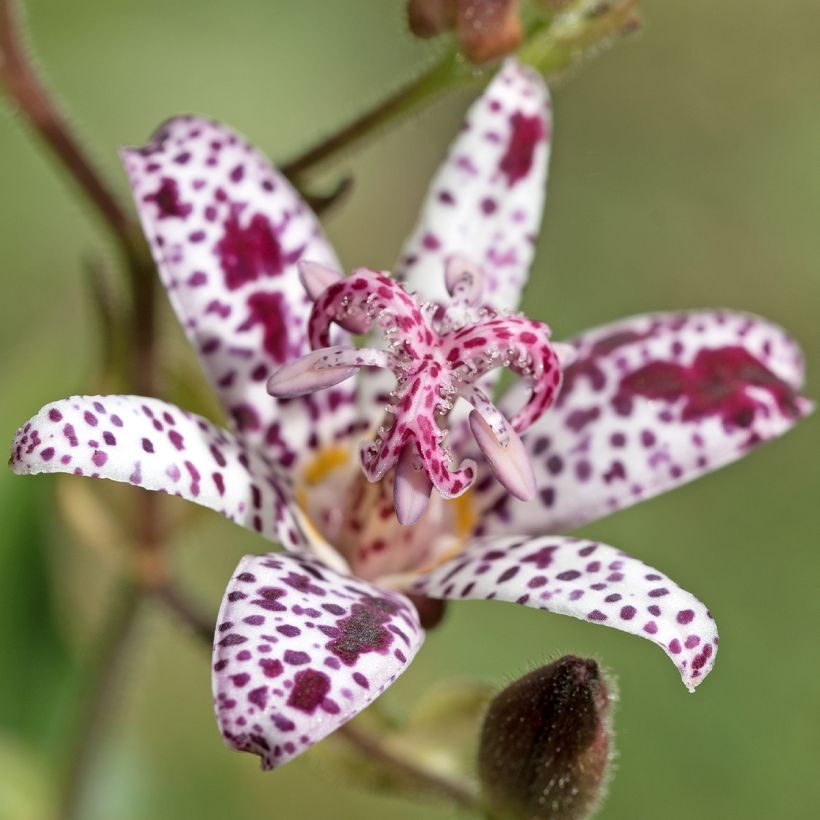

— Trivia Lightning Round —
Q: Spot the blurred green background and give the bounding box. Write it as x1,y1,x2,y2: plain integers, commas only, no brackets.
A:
1,1,818,818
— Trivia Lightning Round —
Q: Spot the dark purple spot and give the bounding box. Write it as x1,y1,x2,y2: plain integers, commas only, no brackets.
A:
618,346,800,429
219,633,248,647
283,650,310,666
248,686,269,709
144,177,192,219
168,430,185,450
677,609,695,624
260,658,283,678
216,211,294,290
287,669,331,714
237,291,290,362
325,598,399,666
499,112,545,186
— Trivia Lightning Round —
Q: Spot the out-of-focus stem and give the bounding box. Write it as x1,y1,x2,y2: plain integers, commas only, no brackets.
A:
150,578,214,645
282,51,479,179
58,580,142,820
0,0,156,395
0,5,168,816
0,0,131,245
337,722,481,810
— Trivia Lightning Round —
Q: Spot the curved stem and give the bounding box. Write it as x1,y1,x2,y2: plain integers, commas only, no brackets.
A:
0,0,157,395
282,51,479,179
58,580,142,820
337,722,481,811
0,0,132,243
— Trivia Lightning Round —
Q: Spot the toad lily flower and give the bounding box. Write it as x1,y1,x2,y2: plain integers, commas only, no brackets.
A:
9,60,809,771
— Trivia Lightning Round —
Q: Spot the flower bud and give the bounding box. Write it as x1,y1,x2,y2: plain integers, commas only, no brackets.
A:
407,0,522,64
478,656,612,820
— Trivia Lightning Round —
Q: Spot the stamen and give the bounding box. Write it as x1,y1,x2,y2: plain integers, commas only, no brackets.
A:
552,341,578,369
393,442,434,525
461,384,511,446
469,410,536,501
269,260,563,520
267,347,358,398
298,260,341,301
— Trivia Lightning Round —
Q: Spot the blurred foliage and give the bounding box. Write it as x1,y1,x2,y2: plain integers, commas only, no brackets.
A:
0,472,76,749
317,680,492,798
1,0,819,819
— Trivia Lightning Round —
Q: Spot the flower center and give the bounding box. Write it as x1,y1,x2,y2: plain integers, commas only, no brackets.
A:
295,445,476,582
268,258,562,524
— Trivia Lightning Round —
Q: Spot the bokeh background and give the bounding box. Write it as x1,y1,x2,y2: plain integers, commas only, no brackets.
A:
1,1,818,818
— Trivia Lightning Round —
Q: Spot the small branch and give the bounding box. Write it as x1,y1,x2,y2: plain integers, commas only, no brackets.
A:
151,578,214,646
300,174,354,216
0,0,157,395
58,580,142,820
0,0,133,252
282,52,476,180
337,722,481,812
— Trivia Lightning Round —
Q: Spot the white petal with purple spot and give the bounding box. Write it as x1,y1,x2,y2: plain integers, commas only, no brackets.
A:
476,310,812,536
412,535,718,691
396,58,551,314
213,552,423,768
121,117,359,469
10,395,305,549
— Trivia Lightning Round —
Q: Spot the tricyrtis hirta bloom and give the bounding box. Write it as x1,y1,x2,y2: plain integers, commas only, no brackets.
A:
9,60,810,770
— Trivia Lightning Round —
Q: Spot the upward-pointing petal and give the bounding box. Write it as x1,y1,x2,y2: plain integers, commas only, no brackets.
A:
10,395,305,550
213,552,424,769
121,117,358,470
396,58,552,313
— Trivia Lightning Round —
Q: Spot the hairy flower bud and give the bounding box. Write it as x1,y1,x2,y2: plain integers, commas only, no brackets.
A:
478,656,612,820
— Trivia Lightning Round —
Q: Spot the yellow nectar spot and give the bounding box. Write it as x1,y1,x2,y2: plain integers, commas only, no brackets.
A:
302,445,351,486
451,488,477,540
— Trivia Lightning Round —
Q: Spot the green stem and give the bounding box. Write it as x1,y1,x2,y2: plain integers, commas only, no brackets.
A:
282,50,481,179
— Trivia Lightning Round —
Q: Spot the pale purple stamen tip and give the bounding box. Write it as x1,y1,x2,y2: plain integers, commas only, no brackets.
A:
393,442,434,526
267,347,359,398
469,410,536,501
552,341,578,369
298,259,341,301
